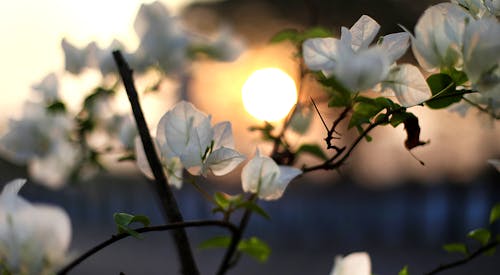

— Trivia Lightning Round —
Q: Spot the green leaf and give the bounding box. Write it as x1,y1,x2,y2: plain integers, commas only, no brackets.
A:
425,74,460,109
214,192,244,211
113,213,150,239
468,228,491,245
349,99,385,128
270,29,300,43
443,243,468,255
398,265,409,275
296,143,328,160
237,201,271,220
484,247,497,256
238,237,271,263
299,27,333,40
441,67,468,85
489,203,500,224
198,236,232,249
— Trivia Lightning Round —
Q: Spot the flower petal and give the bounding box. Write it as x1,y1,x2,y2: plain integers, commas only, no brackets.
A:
379,32,410,64
303,38,340,76
204,147,245,176
349,15,380,51
380,64,432,107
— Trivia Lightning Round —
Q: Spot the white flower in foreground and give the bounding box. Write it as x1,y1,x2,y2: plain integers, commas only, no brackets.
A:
303,15,410,92
411,3,472,72
0,179,71,274
136,101,245,188
133,1,190,74
0,103,79,188
241,149,302,201
330,252,371,275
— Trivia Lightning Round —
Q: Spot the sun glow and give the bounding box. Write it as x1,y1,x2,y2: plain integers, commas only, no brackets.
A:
241,68,297,122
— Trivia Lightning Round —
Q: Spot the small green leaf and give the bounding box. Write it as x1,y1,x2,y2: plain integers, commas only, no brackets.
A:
296,143,328,161
270,29,300,43
237,201,271,220
467,228,491,245
198,236,232,249
484,247,496,256
238,237,271,263
441,67,468,85
113,213,150,239
443,243,468,255
425,74,460,109
398,265,409,275
489,203,500,224
214,192,231,210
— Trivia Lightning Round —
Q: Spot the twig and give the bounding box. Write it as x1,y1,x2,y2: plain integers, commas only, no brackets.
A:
424,240,500,275
57,220,238,275
462,97,500,120
216,194,257,275
112,51,199,275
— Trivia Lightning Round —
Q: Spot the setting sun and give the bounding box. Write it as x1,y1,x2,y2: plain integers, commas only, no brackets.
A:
241,68,297,122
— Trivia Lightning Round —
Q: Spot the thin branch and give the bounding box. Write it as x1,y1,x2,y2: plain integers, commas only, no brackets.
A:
57,220,238,275
462,97,500,120
216,194,257,275
112,51,198,275
302,120,382,173
424,240,500,275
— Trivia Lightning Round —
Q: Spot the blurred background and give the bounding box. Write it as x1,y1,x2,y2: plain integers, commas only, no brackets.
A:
1,0,500,274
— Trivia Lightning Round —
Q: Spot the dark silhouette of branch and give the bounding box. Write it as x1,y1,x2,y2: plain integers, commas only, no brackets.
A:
112,51,198,275
424,240,500,275
216,194,257,275
57,220,238,275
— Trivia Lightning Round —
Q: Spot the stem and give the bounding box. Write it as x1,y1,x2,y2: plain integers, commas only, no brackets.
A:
424,240,500,275
462,97,500,119
302,120,382,173
57,220,238,275
216,194,257,275
112,51,199,275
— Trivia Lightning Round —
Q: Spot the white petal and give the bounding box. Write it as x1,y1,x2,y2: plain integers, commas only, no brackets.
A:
205,147,245,176
135,137,155,179
0,179,29,212
488,159,500,172
157,101,210,157
241,150,279,195
335,47,390,91
379,32,410,63
330,252,371,275
381,64,432,107
302,38,340,76
349,15,380,51
212,121,235,149
260,166,302,201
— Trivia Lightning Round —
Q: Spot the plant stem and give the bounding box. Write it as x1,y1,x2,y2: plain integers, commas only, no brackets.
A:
57,220,238,275
424,240,500,275
216,194,257,275
112,51,199,275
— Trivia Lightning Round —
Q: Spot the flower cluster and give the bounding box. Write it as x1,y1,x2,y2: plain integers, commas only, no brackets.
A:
303,15,432,107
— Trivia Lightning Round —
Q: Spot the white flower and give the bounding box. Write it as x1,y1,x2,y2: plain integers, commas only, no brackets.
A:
330,252,371,275
484,0,500,16
0,102,79,188
201,25,246,62
411,3,472,72
87,39,131,76
31,73,59,103
462,16,500,94
0,179,71,274
136,101,245,187
133,1,190,74
241,149,302,201
61,38,93,74
453,0,491,17
303,15,410,92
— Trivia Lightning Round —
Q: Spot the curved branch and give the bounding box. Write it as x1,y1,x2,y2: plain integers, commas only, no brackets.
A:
57,220,238,275
424,240,500,275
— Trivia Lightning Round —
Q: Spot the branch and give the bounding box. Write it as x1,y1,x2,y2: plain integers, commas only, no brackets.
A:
112,51,199,275
216,194,257,275
424,240,500,275
302,120,382,173
57,220,238,275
